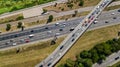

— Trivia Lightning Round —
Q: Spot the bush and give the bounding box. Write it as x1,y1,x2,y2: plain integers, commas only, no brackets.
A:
6,24,11,31
47,15,53,23
42,9,47,14
17,22,22,28
16,16,24,20
79,0,84,6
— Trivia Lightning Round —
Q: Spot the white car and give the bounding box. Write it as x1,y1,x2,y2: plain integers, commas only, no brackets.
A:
29,34,34,38
55,23,59,26
55,33,60,36
111,13,115,15
93,20,98,24
59,53,61,56
12,43,17,46
47,31,52,34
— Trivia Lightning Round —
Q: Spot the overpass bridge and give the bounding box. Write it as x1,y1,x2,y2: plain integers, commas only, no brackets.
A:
36,0,113,67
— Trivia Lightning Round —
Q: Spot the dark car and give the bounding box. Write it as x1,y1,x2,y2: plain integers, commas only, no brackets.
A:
71,38,75,42
59,28,63,31
45,27,48,29
113,17,117,19
70,28,74,31
39,65,43,67
60,45,64,50
115,56,119,60
47,63,51,66
105,21,109,23
118,9,120,12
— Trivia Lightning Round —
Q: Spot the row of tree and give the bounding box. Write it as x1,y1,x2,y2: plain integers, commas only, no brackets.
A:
58,38,120,67
6,22,23,31
5,15,53,31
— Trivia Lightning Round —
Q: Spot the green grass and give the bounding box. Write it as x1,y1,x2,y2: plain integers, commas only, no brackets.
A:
0,23,120,67
0,0,55,14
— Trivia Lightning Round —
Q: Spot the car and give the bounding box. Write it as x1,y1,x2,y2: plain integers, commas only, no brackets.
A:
72,34,75,37
39,65,43,67
30,30,34,32
71,38,75,42
63,23,66,25
105,21,109,23
47,31,52,34
5,42,10,45
93,20,98,24
111,13,115,15
59,53,61,56
85,24,88,27
60,45,64,50
113,17,117,19
70,27,74,31
12,43,17,46
60,25,65,28
91,16,95,20
59,28,63,31
29,34,34,38
20,39,24,42
55,23,59,26
115,56,119,60
25,39,30,43
10,39,14,42
47,63,51,66
118,9,120,12
45,27,48,29
55,33,60,36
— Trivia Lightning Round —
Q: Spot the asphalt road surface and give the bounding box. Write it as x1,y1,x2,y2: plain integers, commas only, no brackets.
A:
0,8,120,49
93,51,120,67
36,0,113,66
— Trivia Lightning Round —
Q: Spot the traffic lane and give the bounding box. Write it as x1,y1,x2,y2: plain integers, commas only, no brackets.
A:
0,27,72,48
0,18,81,41
0,14,120,48
98,9,120,20
1,15,120,48
93,51,120,67
0,9,120,48
0,9,119,41
89,16,120,29
40,0,113,66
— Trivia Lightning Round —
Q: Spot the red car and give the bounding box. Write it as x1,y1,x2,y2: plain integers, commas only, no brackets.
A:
91,16,95,20
25,39,30,43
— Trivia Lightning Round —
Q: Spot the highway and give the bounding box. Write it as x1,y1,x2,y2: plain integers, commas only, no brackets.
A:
93,51,120,67
36,0,113,67
0,8,120,49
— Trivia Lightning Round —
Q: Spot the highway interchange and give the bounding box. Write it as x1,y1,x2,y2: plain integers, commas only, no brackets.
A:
0,0,120,67
0,8,120,49
36,0,113,67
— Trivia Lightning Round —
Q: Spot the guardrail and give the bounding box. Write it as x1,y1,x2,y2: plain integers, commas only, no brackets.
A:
35,0,113,67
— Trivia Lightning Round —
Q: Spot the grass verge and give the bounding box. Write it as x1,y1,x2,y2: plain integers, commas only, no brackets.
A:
0,23,120,67
110,61,120,67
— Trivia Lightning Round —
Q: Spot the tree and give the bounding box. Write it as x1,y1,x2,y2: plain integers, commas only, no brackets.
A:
6,24,11,31
99,54,106,60
42,9,47,14
16,16,24,20
103,43,112,56
89,49,99,63
80,50,91,58
79,0,84,6
65,59,75,67
17,22,22,28
84,59,93,67
67,3,73,8
77,63,84,67
47,15,53,23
